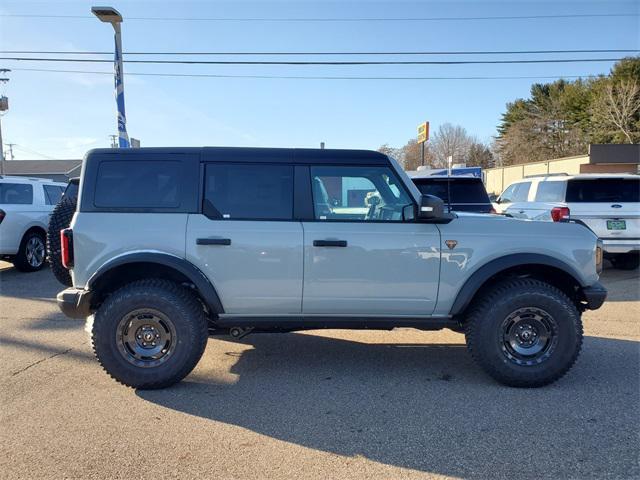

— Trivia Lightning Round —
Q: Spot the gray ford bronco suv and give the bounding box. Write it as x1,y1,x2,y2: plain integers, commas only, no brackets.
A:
57,147,606,389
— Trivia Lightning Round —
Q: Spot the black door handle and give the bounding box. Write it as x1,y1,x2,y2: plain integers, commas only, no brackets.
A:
197,237,231,246
313,239,347,247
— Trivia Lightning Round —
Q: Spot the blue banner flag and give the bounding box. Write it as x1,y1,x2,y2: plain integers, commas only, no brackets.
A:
114,33,130,148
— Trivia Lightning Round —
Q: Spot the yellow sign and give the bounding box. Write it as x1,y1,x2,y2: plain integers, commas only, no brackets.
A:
417,121,429,143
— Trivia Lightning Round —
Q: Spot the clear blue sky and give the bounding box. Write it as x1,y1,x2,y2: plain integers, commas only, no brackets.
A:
0,0,638,160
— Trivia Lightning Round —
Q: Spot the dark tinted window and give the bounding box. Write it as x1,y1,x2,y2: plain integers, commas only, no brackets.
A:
566,178,640,203
64,181,79,200
414,178,490,204
94,161,181,208
535,181,565,202
204,163,294,220
0,183,33,204
43,185,64,205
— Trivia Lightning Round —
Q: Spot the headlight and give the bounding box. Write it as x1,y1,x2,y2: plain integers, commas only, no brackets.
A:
595,241,603,274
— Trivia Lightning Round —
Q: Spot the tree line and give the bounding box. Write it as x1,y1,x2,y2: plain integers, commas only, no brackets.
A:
379,56,639,170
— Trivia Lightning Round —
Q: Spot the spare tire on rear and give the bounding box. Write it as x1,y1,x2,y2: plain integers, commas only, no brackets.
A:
47,197,77,286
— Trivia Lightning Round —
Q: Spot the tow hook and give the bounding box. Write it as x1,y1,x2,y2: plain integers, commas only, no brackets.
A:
229,327,254,339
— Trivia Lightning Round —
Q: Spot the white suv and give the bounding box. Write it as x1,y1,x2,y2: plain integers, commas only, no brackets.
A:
0,175,67,271
495,174,640,269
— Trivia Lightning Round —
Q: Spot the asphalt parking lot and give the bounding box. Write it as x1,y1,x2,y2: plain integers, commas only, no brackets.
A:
0,261,638,480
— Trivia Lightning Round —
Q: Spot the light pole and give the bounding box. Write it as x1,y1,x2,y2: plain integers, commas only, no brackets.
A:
91,6,130,148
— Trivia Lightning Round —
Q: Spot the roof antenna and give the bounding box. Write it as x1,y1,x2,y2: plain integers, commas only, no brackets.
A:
446,155,453,214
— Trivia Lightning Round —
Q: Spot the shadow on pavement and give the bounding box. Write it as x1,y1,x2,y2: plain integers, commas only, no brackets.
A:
0,265,62,301
598,267,640,302
138,332,639,479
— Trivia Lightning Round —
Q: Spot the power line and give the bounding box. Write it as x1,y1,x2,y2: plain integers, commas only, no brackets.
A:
11,67,596,81
11,144,58,160
0,13,637,22
1,49,637,56
0,56,630,65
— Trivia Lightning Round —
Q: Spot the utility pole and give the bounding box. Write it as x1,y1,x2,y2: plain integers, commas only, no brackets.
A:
6,143,15,160
109,135,118,148
0,70,10,174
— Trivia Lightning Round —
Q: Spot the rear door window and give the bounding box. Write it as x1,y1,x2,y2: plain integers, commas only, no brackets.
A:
0,183,33,204
501,182,531,203
94,161,181,208
534,181,566,202
204,163,294,220
566,179,640,202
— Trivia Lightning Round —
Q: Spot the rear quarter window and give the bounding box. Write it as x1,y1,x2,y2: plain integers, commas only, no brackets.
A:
534,181,566,202
94,161,181,208
0,183,33,204
43,185,64,205
566,179,640,203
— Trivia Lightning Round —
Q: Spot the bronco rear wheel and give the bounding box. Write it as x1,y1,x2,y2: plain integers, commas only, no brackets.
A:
464,278,583,387
92,279,208,389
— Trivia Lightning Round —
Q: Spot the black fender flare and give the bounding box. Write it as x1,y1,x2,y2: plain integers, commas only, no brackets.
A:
449,253,586,316
88,252,224,314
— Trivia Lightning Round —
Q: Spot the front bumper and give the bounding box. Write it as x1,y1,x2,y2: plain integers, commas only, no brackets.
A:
601,239,640,254
581,282,607,310
57,288,93,319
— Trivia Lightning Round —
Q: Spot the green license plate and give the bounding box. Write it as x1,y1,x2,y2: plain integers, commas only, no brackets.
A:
607,220,626,230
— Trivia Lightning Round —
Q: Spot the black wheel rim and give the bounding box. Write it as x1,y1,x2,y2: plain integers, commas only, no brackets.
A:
500,307,558,366
116,309,177,368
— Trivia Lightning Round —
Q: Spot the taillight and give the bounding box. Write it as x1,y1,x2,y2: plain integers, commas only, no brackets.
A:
551,206,570,222
60,228,74,269
0,208,5,224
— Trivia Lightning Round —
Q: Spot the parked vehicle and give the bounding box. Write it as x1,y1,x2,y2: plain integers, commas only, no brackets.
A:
495,174,640,269
57,147,606,389
0,175,67,271
410,175,494,213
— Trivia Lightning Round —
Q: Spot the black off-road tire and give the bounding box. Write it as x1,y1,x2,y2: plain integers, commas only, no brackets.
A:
610,252,640,271
464,278,583,388
92,279,208,389
12,230,47,272
47,197,77,286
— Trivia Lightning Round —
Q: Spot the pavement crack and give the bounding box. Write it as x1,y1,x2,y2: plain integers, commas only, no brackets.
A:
11,348,73,376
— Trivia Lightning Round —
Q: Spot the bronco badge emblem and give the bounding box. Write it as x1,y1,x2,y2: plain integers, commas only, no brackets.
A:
445,240,458,250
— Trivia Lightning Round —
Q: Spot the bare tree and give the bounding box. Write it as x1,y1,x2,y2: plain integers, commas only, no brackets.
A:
430,123,473,167
592,79,640,143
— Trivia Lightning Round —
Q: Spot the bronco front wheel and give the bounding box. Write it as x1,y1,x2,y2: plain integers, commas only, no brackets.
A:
464,278,583,387
92,279,208,389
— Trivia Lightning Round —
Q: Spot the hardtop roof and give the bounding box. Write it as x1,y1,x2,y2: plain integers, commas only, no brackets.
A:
85,146,390,165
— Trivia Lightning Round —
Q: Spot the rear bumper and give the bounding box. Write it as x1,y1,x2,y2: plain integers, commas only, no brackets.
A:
581,282,607,310
57,288,93,319
601,239,640,254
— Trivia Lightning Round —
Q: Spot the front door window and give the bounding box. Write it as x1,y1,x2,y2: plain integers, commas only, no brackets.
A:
310,166,413,222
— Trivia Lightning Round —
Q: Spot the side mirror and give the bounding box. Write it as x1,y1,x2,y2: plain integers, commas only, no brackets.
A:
418,194,444,220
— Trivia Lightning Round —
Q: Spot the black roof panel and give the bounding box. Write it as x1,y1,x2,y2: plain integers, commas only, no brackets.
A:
86,147,389,165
